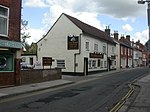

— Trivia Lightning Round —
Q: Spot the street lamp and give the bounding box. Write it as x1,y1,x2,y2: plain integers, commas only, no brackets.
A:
138,0,150,25
138,0,150,40
138,0,150,65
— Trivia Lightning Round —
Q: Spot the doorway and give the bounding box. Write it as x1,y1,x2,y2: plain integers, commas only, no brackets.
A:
84,58,88,76
30,57,33,65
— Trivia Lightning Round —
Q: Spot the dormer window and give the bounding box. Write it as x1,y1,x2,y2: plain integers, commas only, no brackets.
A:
0,5,9,37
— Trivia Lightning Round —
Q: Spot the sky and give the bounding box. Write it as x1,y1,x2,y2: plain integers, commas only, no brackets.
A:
22,0,149,45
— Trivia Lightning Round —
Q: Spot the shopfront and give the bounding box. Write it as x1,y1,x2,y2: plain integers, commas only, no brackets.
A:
0,39,22,87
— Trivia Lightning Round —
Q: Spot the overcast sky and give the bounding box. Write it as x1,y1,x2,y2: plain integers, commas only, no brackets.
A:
22,0,148,44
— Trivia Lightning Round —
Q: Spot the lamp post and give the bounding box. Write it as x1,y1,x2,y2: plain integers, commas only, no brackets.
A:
138,0,150,66
138,0,150,38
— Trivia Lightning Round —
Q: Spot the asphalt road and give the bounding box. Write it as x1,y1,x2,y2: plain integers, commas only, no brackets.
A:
0,67,150,112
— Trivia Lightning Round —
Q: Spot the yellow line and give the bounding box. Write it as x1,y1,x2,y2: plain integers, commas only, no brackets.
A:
109,84,134,112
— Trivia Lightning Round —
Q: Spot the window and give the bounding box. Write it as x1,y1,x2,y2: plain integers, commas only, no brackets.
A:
0,54,14,71
130,49,132,56
128,49,130,56
114,61,116,65
124,48,126,55
89,60,92,69
104,61,107,68
103,45,106,54
100,61,103,68
0,5,9,37
21,57,26,62
98,59,100,67
112,47,114,54
92,60,96,68
85,41,89,51
121,46,123,55
94,43,98,52
57,60,65,69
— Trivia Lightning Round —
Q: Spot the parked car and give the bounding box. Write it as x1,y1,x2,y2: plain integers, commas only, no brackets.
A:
21,62,35,69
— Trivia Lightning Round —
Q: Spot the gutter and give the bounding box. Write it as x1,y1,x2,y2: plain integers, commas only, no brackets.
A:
74,33,82,75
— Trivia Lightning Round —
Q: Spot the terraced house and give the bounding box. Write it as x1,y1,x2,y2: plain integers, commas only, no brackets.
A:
37,13,117,76
0,0,22,86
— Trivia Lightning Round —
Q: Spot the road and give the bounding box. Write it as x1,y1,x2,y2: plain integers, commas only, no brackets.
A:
0,67,150,112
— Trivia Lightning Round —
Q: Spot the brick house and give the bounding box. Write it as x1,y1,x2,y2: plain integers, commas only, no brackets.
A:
133,40,147,67
119,35,133,68
0,0,22,87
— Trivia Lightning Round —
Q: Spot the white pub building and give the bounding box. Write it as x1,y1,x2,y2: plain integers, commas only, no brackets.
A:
37,13,117,75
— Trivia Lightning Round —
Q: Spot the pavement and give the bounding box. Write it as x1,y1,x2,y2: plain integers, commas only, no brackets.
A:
119,73,150,112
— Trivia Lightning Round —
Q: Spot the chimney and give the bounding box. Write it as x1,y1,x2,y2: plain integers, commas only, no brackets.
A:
120,35,125,42
126,35,130,41
114,30,118,40
105,26,110,37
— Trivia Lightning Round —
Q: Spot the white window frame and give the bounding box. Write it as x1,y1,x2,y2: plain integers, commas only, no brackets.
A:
85,41,89,51
121,46,123,55
89,60,92,69
103,45,106,54
124,48,126,55
92,60,96,68
104,61,107,68
94,43,98,52
100,61,103,68
128,48,130,56
57,60,65,69
112,47,115,54
0,5,9,37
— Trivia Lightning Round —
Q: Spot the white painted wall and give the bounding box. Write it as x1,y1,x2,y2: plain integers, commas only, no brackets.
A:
37,14,82,73
114,41,120,70
108,43,117,69
21,55,37,65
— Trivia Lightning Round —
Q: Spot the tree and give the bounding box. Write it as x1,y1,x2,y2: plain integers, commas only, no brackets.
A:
21,20,31,53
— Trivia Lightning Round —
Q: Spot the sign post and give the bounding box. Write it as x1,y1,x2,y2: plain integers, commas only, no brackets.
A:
42,57,52,69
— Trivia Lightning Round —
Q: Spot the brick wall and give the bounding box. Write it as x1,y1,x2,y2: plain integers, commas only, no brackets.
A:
20,69,62,85
0,72,15,87
0,0,21,41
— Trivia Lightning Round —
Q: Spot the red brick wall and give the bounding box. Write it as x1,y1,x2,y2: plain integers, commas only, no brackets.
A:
20,69,62,85
0,0,21,41
0,72,15,87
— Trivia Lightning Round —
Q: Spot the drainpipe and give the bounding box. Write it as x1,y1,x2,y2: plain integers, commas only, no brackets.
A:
74,33,82,75
107,42,109,72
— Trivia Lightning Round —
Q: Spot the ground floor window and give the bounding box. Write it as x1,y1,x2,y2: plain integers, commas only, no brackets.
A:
104,61,107,68
89,60,92,69
0,54,14,71
57,60,65,69
100,61,103,68
92,60,96,68
98,59,100,67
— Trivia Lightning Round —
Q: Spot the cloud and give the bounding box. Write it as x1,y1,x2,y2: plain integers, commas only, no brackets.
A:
23,0,49,8
25,27,46,45
133,29,148,44
23,0,148,44
95,0,146,18
122,24,133,32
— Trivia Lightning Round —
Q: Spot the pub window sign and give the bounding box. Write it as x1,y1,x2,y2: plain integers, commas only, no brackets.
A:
68,35,79,50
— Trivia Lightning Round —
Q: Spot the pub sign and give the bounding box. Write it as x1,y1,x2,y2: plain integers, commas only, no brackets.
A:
42,57,52,66
68,35,79,50
89,52,104,59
